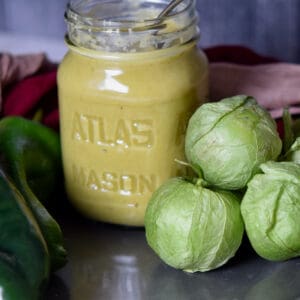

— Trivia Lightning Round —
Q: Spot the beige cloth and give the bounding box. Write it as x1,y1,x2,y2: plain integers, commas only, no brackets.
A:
0,52,47,105
209,62,300,118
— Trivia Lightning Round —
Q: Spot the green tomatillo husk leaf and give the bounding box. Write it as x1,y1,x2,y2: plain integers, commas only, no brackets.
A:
282,107,294,154
282,137,300,163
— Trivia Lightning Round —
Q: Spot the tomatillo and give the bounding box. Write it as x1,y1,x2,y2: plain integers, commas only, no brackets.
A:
185,95,282,190
241,161,300,261
145,177,244,272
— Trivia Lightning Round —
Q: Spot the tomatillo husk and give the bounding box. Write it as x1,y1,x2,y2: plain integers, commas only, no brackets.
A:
185,95,282,190
145,177,244,272
241,161,300,261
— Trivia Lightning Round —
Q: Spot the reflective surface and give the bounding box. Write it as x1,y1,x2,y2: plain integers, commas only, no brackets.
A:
46,206,300,300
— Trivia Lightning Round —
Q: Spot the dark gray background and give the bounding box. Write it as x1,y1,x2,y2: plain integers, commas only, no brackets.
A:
0,0,299,62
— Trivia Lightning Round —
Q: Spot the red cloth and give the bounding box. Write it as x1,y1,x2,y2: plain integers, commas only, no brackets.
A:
2,62,59,130
204,45,278,65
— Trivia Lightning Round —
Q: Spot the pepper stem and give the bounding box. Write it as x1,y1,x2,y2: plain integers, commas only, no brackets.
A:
32,109,43,123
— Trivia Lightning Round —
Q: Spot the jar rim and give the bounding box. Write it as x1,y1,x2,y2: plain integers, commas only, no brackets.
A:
67,0,195,29
65,0,199,52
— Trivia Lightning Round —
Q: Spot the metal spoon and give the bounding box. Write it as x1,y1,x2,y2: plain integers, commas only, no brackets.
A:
157,0,185,18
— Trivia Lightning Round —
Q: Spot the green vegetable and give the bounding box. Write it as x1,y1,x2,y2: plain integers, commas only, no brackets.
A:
280,108,300,163
145,177,244,272
283,137,300,163
0,116,67,271
0,170,49,299
282,107,294,154
0,258,35,300
185,95,282,190
241,161,300,261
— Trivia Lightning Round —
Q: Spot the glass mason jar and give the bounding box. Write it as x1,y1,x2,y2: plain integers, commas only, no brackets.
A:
58,0,209,226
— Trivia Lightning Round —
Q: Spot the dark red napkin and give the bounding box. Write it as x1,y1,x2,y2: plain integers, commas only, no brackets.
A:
3,69,59,130
204,45,278,65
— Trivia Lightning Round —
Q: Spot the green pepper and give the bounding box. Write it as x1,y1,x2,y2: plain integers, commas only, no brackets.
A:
0,169,49,299
0,116,67,271
0,258,34,300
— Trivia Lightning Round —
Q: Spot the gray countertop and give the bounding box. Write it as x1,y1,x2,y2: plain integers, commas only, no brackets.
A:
46,206,300,300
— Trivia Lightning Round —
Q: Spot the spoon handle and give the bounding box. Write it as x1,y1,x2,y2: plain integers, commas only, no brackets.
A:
157,0,185,18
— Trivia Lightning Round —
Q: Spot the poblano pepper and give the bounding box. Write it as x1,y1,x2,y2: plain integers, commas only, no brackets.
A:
0,116,67,272
0,169,49,300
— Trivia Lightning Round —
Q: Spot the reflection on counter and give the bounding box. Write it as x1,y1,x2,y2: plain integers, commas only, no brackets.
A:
49,209,300,300
64,213,153,299
245,261,300,300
